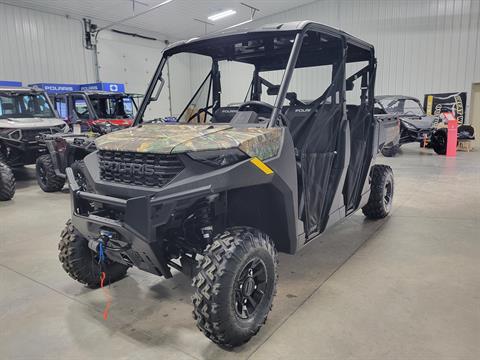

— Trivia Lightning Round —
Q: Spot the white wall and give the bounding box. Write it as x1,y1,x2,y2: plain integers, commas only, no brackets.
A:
0,2,182,118
0,2,95,84
236,0,480,117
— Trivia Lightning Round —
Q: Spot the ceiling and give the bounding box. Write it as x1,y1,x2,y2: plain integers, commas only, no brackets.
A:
2,0,314,39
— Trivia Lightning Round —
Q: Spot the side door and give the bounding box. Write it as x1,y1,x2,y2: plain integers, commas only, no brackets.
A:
53,95,68,122
343,56,377,213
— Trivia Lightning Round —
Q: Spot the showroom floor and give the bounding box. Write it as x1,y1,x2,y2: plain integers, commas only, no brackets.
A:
1,143,479,360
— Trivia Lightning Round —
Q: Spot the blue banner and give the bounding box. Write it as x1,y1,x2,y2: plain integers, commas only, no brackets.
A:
79,82,125,93
30,83,80,93
0,81,23,87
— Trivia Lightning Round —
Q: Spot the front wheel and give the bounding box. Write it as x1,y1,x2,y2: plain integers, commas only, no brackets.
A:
192,227,278,348
36,155,65,192
362,165,394,219
0,162,15,201
431,129,447,155
58,220,129,288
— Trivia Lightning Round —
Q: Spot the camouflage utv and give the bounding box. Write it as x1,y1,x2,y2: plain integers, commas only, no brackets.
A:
59,21,395,347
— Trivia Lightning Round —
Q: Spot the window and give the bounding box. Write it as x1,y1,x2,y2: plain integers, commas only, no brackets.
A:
0,93,54,119
88,95,134,119
54,96,68,120
72,96,90,120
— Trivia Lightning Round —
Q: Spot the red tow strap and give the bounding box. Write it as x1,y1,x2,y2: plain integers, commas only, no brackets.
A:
99,271,111,320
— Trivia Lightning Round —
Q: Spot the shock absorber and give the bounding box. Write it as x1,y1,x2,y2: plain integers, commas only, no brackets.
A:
196,194,219,243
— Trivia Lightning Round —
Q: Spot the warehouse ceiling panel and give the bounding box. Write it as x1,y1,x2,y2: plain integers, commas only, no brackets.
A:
3,0,315,39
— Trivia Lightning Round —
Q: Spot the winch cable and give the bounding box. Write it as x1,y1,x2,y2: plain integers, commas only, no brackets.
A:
98,242,112,321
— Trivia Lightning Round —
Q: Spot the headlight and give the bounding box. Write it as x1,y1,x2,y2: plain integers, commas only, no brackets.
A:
187,148,249,168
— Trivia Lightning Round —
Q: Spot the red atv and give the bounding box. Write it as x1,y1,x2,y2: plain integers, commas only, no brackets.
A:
50,90,139,133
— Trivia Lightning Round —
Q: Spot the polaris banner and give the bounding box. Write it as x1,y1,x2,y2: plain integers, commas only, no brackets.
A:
424,92,467,125
30,83,80,93
29,82,126,94
0,80,22,87
79,82,125,92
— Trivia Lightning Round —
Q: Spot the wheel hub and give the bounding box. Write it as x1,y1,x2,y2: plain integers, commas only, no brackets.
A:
39,165,47,184
241,277,256,297
384,180,393,208
234,257,268,320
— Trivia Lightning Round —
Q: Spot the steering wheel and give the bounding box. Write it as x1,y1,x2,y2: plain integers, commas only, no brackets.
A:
187,103,216,123
238,101,274,114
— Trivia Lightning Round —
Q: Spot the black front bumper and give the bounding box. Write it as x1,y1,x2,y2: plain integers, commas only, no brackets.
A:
67,167,213,278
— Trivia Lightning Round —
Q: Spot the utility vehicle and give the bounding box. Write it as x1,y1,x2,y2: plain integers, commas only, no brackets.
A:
0,86,68,200
50,90,137,132
376,95,452,155
35,112,132,193
35,133,97,192
59,21,395,347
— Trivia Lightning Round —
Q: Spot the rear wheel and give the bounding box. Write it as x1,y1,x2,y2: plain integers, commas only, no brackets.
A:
362,165,394,219
381,144,400,157
58,220,128,288
0,162,15,201
192,227,278,348
36,155,65,192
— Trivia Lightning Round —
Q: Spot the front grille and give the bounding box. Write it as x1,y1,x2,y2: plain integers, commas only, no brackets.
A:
98,150,184,187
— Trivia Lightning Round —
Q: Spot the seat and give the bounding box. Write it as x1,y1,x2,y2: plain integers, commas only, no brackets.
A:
211,106,239,123
1,103,15,115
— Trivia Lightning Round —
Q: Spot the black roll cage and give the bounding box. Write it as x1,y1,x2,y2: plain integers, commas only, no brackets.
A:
133,22,376,128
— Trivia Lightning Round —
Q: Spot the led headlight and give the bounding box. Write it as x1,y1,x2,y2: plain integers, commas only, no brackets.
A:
187,148,249,168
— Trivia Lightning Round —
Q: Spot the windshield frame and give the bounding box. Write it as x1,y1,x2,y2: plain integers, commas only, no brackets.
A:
378,97,425,116
133,35,304,127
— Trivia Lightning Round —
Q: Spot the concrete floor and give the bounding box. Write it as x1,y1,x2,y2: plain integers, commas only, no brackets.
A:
0,143,479,360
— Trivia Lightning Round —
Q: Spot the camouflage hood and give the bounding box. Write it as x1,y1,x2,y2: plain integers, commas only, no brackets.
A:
95,123,283,160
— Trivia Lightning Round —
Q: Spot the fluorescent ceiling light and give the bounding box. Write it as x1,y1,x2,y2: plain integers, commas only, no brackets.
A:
208,9,236,21
224,18,252,30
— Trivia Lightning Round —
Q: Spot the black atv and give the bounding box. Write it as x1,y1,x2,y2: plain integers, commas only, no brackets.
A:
34,120,129,192
35,133,97,192
375,95,458,155
59,21,395,347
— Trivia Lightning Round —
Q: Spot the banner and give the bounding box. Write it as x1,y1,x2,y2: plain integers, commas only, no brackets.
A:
29,82,126,94
79,82,125,92
423,92,467,125
0,81,22,87
30,83,80,93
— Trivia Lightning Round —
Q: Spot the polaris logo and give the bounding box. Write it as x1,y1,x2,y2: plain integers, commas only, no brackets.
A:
294,108,311,113
101,161,157,176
